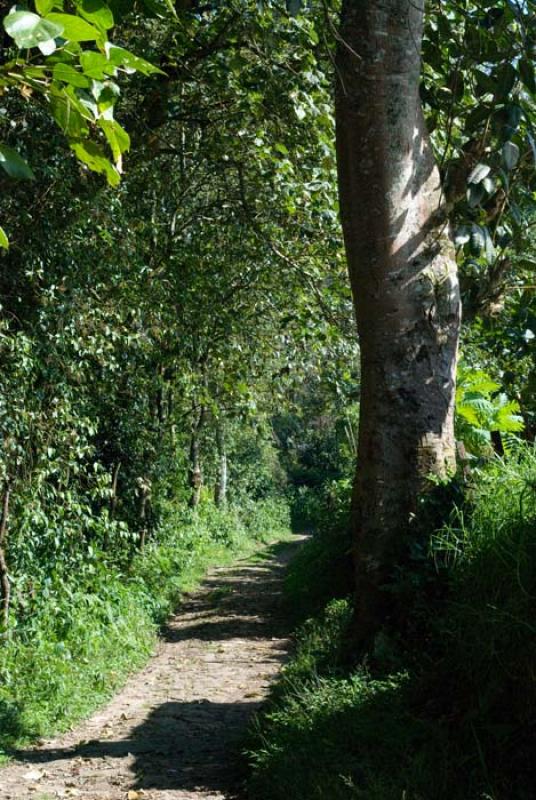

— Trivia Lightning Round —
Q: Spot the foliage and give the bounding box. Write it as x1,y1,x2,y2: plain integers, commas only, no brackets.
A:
285,479,353,621
456,364,524,455
0,1,534,794
0,1,166,247
0,495,292,753
248,444,536,800
421,0,536,318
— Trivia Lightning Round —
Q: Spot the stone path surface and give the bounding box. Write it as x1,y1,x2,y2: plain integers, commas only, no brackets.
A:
1,537,305,800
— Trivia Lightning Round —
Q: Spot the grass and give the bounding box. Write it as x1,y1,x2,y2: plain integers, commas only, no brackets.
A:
247,443,536,800
0,496,293,758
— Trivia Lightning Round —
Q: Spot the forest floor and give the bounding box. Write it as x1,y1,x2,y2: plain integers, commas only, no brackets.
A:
1,536,306,800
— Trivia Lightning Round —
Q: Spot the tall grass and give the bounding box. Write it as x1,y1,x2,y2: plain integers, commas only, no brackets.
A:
0,497,292,755
248,443,536,800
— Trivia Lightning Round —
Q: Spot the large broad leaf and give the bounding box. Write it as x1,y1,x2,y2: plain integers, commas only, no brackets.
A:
50,93,90,138
35,0,56,13
493,397,524,432
80,50,117,79
75,0,114,31
467,183,486,207
106,44,165,76
70,139,120,186
91,81,120,117
502,141,520,171
45,13,100,42
53,63,91,88
469,225,485,255
98,119,130,168
60,85,98,122
0,225,9,250
468,163,491,184
0,145,35,180
3,9,63,49
482,226,496,265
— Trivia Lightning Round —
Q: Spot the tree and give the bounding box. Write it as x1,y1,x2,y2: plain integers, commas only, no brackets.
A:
335,0,462,644
0,0,163,248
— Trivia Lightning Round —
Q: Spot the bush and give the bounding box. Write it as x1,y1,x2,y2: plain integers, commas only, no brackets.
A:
248,601,444,800
285,479,353,621
248,444,536,800
0,496,292,754
428,442,536,797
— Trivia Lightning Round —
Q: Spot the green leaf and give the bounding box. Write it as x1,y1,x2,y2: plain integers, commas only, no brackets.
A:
98,118,130,167
474,69,496,97
38,37,57,54
482,176,495,195
53,63,91,88
457,404,481,427
70,139,120,186
75,0,114,31
493,397,524,432
454,225,471,247
502,141,519,171
0,225,9,250
482,227,496,265
0,145,35,180
35,0,56,13
50,93,90,137
470,225,485,255
92,81,120,116
106,44,165,76
467,183,486,207
59,85,97,121
3,9,63,48
468,163,491,184
45,13,100,41
80,50,116,79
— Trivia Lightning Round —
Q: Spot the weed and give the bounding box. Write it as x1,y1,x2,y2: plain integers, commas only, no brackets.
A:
0,496,292,755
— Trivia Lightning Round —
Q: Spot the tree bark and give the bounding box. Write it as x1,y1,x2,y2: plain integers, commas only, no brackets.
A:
335,0,461,646
214,421,228,507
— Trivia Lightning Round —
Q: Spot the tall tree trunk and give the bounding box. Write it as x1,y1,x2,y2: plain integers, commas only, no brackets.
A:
214,420,228,507
188,405,205,509
0,482,12,631
335,0,461,645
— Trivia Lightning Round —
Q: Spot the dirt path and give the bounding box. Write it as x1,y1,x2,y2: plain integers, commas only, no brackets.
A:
1,537,305,800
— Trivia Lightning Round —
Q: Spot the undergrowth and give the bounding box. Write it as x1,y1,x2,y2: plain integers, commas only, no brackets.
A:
0,496,292,756
248,443,536,800
285,480,353,622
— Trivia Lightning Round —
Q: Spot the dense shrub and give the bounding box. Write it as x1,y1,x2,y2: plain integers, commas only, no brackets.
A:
285,479,353,621
248,444,536,800
0,496,292,754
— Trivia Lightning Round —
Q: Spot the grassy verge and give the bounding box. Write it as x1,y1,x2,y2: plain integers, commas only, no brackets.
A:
0,496,292,758
247,444,536,800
